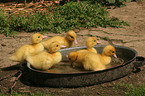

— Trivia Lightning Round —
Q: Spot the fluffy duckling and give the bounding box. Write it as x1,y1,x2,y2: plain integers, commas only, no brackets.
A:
26,41,62,71
42,30,78,48
78,37,100,53
98,45,117,65
9,33,47,63
68,51,106,71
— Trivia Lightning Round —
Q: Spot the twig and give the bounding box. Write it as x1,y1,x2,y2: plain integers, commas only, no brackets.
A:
9,71,22,94
0,71,18,81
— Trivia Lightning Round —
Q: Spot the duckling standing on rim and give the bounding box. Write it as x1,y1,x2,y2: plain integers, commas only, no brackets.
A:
78,37,100,53
68,51,106,71
42,30,78,48
9,33,47,63
98,45,117,65
26,41,64,71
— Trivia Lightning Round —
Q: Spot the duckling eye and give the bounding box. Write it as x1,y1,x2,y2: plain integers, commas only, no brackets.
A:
38,36,40,38
56,45,59,47
94,40,96,42
70,36,74,39
112,51,115,53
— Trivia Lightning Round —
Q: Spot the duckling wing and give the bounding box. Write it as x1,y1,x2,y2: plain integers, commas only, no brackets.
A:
91,48,97,53
87,48,97,53
26,52,44,69
77,49,88,53
78,48,97,54
83,53,106,71
50,36,71,48
42,36,64,48
27,43,44,56
52,52,62,64
26,52,54,70
98,53,111,65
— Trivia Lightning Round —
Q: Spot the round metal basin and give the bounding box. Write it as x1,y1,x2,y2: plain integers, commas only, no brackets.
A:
26,45,145,87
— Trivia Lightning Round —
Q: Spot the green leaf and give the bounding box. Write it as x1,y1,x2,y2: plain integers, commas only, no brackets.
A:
0,1,129,37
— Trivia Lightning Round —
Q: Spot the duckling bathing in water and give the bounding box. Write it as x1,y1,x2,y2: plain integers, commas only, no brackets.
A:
98,45,117,65
26,41,63,71
78,37,100,53
68,51,106,71
9,33,47,63
42,30,78,49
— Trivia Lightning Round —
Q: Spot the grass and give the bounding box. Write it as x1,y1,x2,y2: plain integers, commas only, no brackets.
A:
125,84,145,96
0,1,129,37
115,83,145,96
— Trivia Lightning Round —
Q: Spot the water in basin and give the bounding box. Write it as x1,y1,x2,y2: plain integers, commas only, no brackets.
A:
41,56,126,73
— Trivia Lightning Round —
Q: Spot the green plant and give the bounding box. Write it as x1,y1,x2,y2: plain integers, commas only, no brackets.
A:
93,0,126,7
0,9,16,37
125,84,145,96
51,1,128,30
115,83,145,96
0,1,129,37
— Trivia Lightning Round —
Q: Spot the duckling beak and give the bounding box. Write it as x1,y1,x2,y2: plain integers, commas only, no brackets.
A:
74,39,78,44
42,35,47,38
61,45,66,48
113,54,117,58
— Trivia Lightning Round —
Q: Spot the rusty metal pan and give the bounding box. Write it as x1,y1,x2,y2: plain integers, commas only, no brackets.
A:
26,45,145,87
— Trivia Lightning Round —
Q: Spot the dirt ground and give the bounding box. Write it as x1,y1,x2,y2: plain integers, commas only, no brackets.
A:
0,1,145,96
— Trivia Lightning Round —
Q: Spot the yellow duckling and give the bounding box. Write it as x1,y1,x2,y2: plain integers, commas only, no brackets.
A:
68,51,106,71
9,33,47,63
26,41,63,71
42,30,78,48
78,37,100,53
98,45,117,65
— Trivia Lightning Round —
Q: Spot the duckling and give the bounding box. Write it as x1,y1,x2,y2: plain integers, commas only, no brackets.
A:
9,33,47,63
26,41,62,71
42,30,78,48
78,37,100,53
68,51,106,71
98,45,117,65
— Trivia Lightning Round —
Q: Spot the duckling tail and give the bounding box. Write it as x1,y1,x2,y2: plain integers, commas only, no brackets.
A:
9,55,17,61
9,55,24,62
